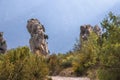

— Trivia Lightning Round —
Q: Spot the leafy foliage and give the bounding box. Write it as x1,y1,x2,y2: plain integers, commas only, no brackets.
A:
97,12,120,80
0,47,48,80
72,32,100,76
47,54,61,75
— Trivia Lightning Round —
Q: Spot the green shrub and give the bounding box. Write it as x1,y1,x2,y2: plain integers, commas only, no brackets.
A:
0,46,48,80
47,54,62,76
98,12,120,80
97,68,120,80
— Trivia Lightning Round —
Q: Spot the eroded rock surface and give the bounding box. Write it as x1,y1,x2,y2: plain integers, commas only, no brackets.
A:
0,32,7,53
80,24,101,41
27,18,49,55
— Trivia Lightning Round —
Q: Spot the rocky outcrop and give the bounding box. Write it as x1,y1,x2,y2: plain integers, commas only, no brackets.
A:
80,24,101,41
27,18,49,55
0,32,7,53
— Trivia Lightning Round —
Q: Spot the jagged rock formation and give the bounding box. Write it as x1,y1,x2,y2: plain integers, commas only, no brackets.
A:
27,18,49,55
0,32,7,53
80,24,101,41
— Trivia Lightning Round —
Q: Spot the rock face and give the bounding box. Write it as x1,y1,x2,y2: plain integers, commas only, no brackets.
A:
80,24,101,41
27,18,49,55
0,32,7,53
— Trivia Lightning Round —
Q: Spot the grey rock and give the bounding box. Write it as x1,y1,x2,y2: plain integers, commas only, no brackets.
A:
80,24,101,41
93,25,101,36
27,18,49,55
0,32,7,53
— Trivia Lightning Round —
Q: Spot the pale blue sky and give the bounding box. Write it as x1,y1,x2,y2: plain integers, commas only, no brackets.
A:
0,0,120,53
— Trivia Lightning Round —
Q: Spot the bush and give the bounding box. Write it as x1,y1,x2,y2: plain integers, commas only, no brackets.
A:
97,68,120,80
47,54,59,75
97,12,120,80
0,47,48,80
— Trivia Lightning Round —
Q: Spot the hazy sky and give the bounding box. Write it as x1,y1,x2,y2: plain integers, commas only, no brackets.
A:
0,0,120,53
